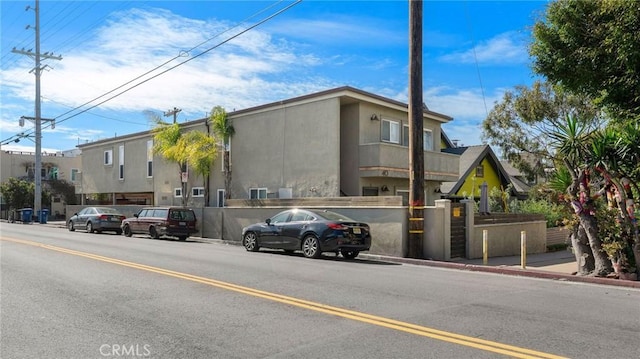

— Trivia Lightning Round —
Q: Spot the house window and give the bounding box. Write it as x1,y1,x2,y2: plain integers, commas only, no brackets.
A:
402,124,409,147
174,188,182,198
217,189,226,207
104,149,113,165
249,188,267,199
362,187,379,196
476,165,485,178
146,140,153,178
396,190,409,206
118,145,124,180
192,187,205,197
423,130,433,151
382,119,400,144
71,168,79,182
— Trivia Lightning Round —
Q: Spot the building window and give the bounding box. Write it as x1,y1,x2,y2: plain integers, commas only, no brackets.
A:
402,124,409,147
249,188,267,199
396,190,410,206
217,189,226,207
382,119,400,144
104,149,113,165
423,130,433,151
476,165,485,178
71,168,79,182
146,140,153,178
362,187,379,196
118,145,124,180
192,187,205,197
174,188,182,198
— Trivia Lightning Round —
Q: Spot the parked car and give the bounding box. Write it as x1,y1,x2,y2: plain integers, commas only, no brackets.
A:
121,207,198,241
68,207,126,234
242,208,371,259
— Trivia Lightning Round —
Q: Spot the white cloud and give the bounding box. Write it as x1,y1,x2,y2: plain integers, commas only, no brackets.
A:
439,31,528,65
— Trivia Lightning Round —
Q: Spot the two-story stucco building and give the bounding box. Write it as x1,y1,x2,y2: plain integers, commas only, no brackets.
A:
0,149,82,218
76,86,460,207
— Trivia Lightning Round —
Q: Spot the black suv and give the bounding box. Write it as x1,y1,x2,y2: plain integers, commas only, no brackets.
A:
121,207,198,241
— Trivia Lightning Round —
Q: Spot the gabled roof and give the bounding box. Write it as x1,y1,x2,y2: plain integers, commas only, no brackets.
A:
440,130,455,149
440,145,512,195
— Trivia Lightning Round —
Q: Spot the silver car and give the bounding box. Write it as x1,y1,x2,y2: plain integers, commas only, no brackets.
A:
68,207,126,234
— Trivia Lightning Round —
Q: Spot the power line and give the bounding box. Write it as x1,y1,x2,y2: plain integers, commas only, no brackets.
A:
1,0,302,145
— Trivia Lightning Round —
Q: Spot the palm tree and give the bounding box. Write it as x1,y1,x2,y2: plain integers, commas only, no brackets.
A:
150,114,217,207
209,106,235,204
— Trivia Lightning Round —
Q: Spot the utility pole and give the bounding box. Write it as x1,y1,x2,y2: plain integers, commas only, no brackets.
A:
164,107,182,124
12,0,62,220
407,0,424,259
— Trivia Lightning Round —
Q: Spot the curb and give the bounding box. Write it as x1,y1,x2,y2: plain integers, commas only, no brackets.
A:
358,254,640,289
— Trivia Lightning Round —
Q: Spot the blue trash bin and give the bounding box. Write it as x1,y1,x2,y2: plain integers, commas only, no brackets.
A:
39,209,49,224
21,208,33,223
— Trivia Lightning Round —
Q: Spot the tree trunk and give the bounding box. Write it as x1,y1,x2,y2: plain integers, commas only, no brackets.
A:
578,213,612,276
633,241,640,275
571,224,595,275
224,151,231,200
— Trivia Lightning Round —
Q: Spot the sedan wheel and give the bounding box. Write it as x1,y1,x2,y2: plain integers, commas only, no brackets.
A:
68,221,75,232
123,224,132,237
243,232,259,252
341,250,360,260
86,222,93,233
302,235,322,259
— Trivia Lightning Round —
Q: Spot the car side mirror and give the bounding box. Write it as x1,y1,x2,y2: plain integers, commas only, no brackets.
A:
134,213,139,218
265,218,271,225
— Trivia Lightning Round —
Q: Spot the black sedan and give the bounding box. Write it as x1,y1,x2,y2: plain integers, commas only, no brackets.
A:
68,206,126,234
241,209,371,259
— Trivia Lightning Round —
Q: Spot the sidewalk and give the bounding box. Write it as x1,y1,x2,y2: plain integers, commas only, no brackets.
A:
22,220,640,289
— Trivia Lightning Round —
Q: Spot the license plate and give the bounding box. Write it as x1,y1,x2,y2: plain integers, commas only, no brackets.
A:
352,227,361,234
179,222,186,226
110,217,120,222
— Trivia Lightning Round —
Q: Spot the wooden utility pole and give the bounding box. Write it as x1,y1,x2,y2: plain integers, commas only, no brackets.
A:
408,0,424,259
164,107,182,123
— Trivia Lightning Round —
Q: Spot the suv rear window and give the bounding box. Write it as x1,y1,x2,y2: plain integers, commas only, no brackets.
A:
170,210,195,221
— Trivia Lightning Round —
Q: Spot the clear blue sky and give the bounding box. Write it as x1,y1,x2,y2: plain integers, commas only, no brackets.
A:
1,0,549,152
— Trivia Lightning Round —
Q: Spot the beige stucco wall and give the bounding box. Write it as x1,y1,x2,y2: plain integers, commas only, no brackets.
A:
470,221,547,259
230,98,341,199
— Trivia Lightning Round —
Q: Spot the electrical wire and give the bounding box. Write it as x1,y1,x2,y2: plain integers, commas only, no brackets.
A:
1,1,302,146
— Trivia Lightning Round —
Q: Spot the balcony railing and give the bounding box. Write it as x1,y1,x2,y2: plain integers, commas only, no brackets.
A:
358,143,459,182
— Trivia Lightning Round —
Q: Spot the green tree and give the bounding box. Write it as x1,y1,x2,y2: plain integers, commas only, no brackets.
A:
482,80,598,182
149,113,217,207
0,177,34,210
530,0,640,119
209,106,235,203
548,115,612,276
46,179,78,205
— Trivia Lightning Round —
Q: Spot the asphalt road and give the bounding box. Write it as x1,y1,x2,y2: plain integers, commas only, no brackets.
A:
1,223,639,359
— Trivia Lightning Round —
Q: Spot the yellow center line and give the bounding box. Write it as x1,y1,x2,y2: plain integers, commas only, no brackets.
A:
2,237,568,359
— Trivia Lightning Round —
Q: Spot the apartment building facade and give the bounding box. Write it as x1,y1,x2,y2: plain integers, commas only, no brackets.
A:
0,149,82,218
77,87,460,207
